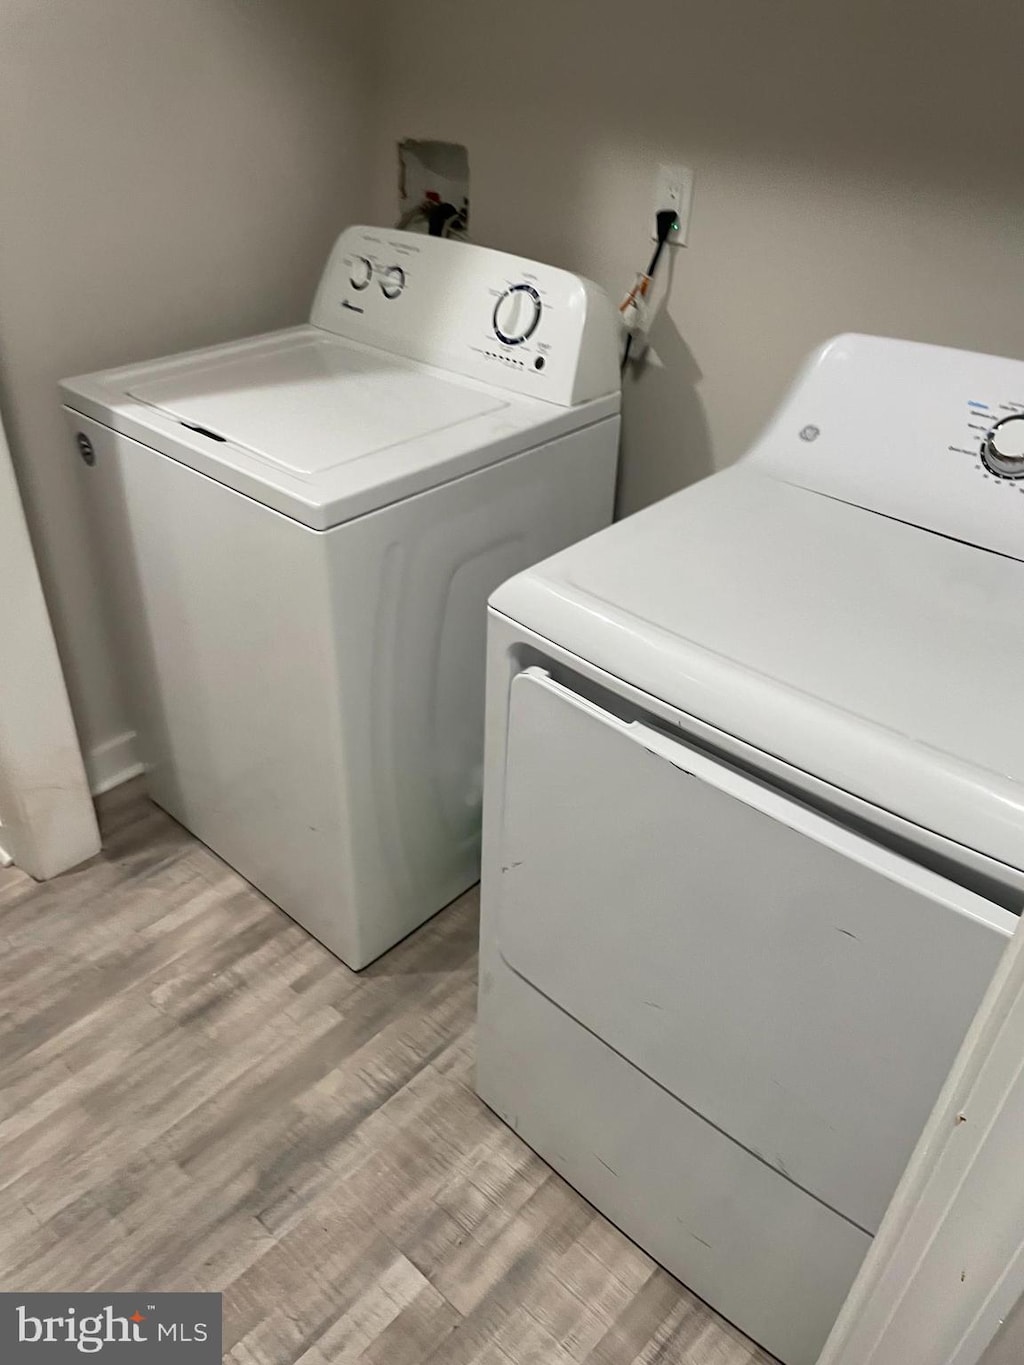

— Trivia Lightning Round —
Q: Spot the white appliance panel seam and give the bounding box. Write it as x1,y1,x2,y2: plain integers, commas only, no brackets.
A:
773,478,1024,566
488,609,1024,891
493,944,875,1237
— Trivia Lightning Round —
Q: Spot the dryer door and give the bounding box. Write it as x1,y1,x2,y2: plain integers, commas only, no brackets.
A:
495,668,1016,1235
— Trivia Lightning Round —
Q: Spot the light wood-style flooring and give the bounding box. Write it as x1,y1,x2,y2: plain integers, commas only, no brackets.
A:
0,782,773,1364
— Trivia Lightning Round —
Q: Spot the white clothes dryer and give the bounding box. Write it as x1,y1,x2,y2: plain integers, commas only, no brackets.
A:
62,227,620,969
476,334,1024,1365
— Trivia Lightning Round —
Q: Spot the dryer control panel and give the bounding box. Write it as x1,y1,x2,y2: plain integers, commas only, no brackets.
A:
975,409,1024,480
310,226,620,408
742,333,1024,561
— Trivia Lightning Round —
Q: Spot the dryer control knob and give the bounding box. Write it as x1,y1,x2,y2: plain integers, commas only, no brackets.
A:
982,414,1024,479
493,284,542,345
350,257,372,291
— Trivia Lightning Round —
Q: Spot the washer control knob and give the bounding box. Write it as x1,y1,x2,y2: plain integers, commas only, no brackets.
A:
349,256,372,291
982,414,1024,479
380,265,405,300
493,284,542,345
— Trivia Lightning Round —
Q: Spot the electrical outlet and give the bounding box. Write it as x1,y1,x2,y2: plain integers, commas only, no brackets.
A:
653,164,694,246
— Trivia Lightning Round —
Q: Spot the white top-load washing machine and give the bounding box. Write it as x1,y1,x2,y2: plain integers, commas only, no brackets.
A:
61,226,620,969
476,334,1024,1365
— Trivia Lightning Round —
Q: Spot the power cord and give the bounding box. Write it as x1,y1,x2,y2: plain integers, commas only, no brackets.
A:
620,208,678,370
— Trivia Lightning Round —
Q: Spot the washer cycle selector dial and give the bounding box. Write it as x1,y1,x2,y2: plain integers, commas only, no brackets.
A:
982,414,1024,479
493,284,542,345
349,256,372,291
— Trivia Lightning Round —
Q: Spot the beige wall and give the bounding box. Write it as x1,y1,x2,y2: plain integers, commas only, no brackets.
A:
364,0,1024,514
0,0,369,772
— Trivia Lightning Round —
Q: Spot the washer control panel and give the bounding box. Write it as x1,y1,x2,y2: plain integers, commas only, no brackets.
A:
310,226,619,406
345,254,405,298
742,333,1024,561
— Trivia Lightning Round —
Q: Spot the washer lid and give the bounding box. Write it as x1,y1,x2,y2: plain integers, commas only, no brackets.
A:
491,466,1024,872
61,327,617,530
127,334,506,474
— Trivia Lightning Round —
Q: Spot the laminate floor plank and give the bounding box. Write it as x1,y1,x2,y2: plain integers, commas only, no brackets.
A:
0,783,774,1364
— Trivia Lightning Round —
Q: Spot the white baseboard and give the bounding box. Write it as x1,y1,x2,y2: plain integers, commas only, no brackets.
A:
85,730,144,796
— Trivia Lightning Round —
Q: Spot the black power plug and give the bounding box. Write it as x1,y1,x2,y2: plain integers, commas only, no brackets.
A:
622,208,679,370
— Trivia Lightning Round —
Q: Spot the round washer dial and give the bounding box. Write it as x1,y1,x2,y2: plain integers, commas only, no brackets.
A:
349,256,372,291
493,284,542,345
982,413,1024,479
380,265,405,300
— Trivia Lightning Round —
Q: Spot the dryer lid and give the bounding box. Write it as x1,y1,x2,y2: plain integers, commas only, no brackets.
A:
126,333,507,474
